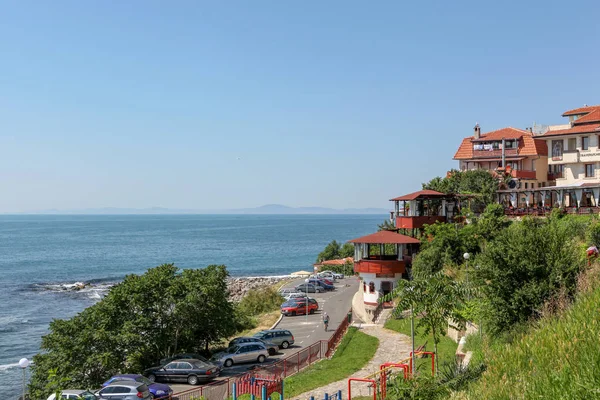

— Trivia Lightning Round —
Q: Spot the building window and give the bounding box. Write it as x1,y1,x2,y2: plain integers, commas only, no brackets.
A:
363,282,367,293
585,164,595,178
552,140,563,161
583,136,589,150
568,138,576,150
369,282,375,294
525,183,528,189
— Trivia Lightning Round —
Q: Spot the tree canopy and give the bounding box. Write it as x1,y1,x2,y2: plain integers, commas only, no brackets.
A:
29,264,238,399
316,240,354,262
422,169,499,211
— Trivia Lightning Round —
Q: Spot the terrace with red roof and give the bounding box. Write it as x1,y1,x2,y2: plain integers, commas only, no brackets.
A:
388,190,456,234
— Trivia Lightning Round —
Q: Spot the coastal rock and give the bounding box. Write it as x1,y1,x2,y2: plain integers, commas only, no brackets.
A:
226,276,290,302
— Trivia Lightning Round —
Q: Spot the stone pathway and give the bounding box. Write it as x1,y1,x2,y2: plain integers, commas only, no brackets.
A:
290,325,412,400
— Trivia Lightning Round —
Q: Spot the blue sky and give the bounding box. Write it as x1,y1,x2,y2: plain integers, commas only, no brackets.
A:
1,1,599,212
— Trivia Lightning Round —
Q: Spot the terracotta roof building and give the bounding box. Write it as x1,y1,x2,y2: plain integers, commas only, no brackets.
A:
453,124,549,189
541,105,600,196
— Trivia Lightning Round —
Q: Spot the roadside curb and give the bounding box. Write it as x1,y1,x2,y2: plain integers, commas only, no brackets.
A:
270,313,284,329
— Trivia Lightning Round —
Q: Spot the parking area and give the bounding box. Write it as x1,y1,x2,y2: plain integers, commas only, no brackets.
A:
169,276,359,393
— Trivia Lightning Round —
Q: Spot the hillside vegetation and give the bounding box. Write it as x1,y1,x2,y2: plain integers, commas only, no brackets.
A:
464,265,600,399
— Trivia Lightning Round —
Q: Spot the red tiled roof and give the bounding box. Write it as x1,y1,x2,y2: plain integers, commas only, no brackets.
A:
520,135,548,156
389,190,448,201
573,108,600,125
348,230,420,244
454,137,473,159
454,127,546,160
541,123,600,137
316,257,353,266
471,127,530,142
562,105,600,117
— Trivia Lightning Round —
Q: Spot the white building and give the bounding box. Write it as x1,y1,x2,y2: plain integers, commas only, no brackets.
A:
541,105,600,207
348,230,419,321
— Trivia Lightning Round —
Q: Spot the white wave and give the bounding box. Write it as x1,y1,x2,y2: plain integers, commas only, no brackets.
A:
0,362,19,372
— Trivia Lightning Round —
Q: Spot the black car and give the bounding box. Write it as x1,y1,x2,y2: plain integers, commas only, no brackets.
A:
159,353,210,366
144,359,221,386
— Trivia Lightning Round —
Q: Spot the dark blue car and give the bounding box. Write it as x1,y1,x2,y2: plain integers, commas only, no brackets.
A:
307,278,334,290
102,374,172,399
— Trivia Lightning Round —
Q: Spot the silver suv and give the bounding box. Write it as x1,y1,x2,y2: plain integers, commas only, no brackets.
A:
253,329,295,349
97,381,151,400
212,343,269,367
229,337,278,355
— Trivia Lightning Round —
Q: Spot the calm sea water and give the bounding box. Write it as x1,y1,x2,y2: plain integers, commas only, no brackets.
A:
0,214,383,398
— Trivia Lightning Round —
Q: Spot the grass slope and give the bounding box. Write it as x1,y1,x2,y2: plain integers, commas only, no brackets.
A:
284,327,379,398
384,318,458,370
465,285,600,399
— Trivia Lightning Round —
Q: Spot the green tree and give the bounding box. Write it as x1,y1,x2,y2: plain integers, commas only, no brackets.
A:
316,240,342,262
340,243,355,258
29,264,237,399
422,169,499,211
388,272,468,373
378,219,396,231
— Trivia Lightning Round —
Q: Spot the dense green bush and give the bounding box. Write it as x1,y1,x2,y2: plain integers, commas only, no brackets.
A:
237,287,284,316
474,217,584,336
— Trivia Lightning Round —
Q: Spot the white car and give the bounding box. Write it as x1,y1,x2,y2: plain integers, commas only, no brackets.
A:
321,271,344,279
284,292,307,301
47,390,97,400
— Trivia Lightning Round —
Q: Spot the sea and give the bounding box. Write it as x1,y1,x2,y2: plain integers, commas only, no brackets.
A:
0,214,384,398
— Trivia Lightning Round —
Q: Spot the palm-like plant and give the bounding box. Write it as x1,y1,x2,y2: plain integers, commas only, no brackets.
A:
384,272,469,374
378,219,396,231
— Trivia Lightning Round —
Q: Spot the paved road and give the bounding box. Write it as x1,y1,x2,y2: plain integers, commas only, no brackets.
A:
169,277,359,393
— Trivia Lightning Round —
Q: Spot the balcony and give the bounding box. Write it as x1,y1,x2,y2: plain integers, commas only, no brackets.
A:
511,170,537,179
550,150,579,164
395,215,446,229
354,257,406,275
472,148,518,159
547,172,563,181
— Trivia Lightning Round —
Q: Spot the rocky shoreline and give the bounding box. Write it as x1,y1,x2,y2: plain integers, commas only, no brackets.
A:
36,275,295,302
227,276,292,302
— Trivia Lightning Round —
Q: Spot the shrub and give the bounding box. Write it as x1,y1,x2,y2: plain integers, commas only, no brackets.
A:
474,217,584,336
237,287,284,316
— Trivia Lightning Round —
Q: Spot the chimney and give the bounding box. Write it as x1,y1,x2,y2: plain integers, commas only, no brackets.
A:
474,123,481,139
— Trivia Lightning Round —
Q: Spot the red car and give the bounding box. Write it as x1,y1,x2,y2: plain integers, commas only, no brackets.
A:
281,299,319,316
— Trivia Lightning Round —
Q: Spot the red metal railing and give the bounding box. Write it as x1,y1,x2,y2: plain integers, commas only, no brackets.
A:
326,308,352,357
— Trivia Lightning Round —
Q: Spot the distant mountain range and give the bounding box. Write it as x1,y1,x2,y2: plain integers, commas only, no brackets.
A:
14,204,388,215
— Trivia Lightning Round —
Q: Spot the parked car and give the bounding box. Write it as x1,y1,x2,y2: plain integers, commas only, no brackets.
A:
306,278,335,291
279,288,299,296
284,292,306,301
295,283,322,293
253,329,295,349
144,359,221,385
290,297,319,308
96,381,151,400
281,299,318,316
312,274,334,285
159,353,211,366
102,374,172,399
47,390,97,400
229,337,279,355
211,343,269,367
321,270,344,279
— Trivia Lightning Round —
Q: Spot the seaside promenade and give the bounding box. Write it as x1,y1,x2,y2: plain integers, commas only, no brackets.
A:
170,276,359,393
